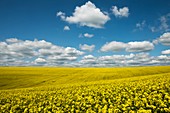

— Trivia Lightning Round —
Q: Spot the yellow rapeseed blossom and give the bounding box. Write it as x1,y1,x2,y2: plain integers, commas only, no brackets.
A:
0,66,170,112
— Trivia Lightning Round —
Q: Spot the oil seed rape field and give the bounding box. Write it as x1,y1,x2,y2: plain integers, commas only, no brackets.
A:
0,66,170,113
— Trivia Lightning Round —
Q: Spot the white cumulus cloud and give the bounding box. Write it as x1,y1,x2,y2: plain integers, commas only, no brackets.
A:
100,41,127,52
64,47,84,56
78,53,170,67
0,38,84,66
80,55,97,65
162,49,170,54
111,6,129,18
35,58,46,63
63,26,70,31
157,32,170,45
126,41,154,52
6,38,22,43
56,11,66,20
57,1,110,28
100,41,154,52
79,44,95,52
84,33,94,38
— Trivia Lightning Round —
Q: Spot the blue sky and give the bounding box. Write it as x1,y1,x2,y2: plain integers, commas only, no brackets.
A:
0,0,170,66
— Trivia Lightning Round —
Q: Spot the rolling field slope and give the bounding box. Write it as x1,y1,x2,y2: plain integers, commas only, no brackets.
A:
0,66,170,112
1,66,170,90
